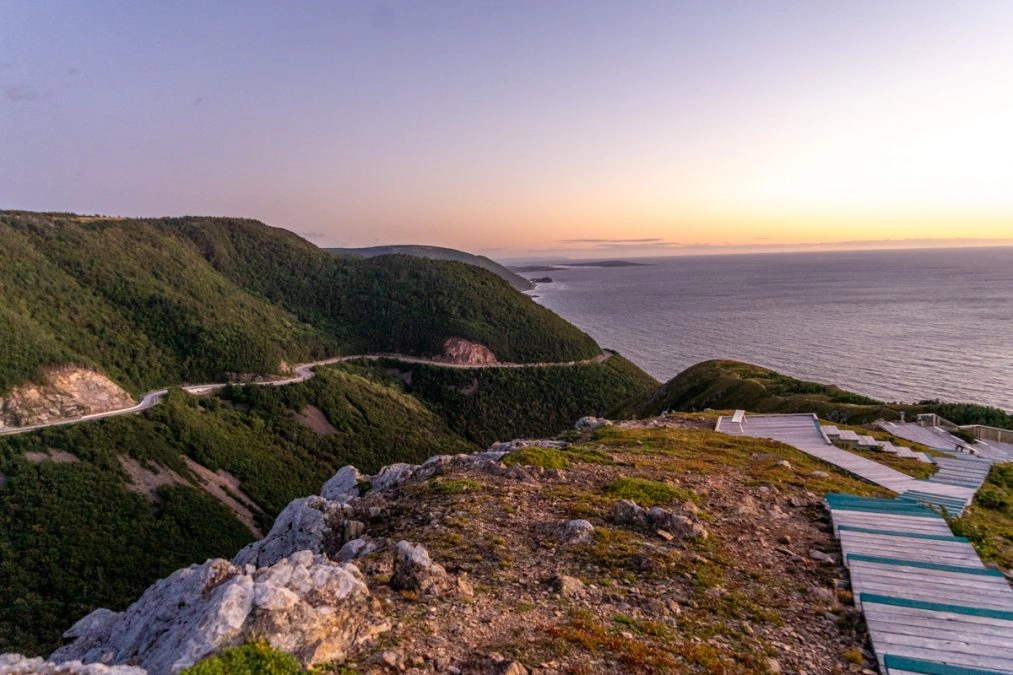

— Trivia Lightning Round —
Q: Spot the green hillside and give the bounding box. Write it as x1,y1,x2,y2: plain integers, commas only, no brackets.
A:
342,353,658,446
619,359,1013,428
0,211,599,395
325,244,535,291
0,368,474,655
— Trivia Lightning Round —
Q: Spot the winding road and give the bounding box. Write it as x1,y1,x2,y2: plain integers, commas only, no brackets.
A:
0,351,613,437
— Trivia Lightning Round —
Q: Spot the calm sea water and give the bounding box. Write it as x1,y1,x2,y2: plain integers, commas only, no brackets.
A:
526,247,1013,413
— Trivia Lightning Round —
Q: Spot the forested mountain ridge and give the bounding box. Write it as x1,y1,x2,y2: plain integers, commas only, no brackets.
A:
0,211,599,397
0,210,660,654
324,244,535,291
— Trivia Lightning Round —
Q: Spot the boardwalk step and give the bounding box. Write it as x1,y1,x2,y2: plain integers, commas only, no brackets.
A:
722,414,1010,673
847,554,1000,576
861,593,1013,621
837,525,968,542
884,653,1013,675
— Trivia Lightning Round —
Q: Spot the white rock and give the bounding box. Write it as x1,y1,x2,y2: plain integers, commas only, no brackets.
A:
337,538,376,562
51,552,378,675
369,463,415,492
554,519,595,544
320,465,362,504
0,654,147,674
809,549,837,564
575,416,612,431
488,439,569,453
232,496,337,568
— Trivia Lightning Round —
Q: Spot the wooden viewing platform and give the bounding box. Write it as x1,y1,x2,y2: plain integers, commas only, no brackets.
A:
718,412,1013,674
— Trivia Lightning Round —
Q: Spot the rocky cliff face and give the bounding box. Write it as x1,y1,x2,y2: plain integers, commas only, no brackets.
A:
440,337,498,365
0,367,135,429
2,416,879,674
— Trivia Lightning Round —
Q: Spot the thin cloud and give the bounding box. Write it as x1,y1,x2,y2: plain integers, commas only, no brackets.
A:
559,237,666,244
2,84,48,102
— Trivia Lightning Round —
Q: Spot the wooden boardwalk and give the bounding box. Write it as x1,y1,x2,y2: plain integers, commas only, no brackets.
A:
719,412,1013,674
716,413,980,511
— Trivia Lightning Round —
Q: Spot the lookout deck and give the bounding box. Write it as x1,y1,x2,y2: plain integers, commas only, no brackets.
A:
718,412,1013,674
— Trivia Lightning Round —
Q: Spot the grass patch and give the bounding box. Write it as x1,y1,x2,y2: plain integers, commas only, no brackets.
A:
502,446,613,470
950,463,1013,573
572,528,678,581
546,610,678,671
182,640,303,674
613,614,671,638
427,477,481,495
590,425,890,498
604,476,697,507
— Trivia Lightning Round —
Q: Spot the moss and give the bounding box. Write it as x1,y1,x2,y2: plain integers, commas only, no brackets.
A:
949,463,1013,573
546,609,679,671
426,478,481,496
182,640,303,674
502,446,613,470
604,476,697,507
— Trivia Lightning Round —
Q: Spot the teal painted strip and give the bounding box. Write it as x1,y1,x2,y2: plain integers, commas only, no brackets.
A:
830,503,945,518
860,593,1013,620
884,654,1008,675
826,493,929,505
847,554,1002,577
837,525,967,542
830,502,940,516
826,492,944,506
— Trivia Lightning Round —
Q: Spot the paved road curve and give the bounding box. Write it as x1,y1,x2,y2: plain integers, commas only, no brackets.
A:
0,351,613,437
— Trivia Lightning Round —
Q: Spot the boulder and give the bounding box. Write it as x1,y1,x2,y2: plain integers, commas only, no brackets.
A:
575,416,612,431
647,507,708,540
610,499,647,525
232,496,342,568
487,439,569,453
809,549,837,564
50,552,382,675
547,574,585,598
369,463,415,493
320,465,362,504
336,537,376,562
553,519,595,545
391,541,470,597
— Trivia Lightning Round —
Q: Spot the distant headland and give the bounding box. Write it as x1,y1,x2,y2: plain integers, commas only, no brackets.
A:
510,260,649,273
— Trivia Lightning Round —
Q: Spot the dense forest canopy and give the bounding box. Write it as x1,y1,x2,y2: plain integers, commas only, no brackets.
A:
0,211,600,395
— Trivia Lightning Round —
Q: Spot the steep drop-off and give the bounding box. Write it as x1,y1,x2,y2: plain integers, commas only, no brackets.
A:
0,368,475,655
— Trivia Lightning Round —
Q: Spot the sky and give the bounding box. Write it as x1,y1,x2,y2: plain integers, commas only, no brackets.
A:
2,1,1012,258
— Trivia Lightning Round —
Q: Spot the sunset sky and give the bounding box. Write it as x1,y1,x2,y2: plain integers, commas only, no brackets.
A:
3,1,1012,258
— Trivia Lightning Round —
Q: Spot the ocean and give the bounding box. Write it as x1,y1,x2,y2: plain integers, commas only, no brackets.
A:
525,247,1013,413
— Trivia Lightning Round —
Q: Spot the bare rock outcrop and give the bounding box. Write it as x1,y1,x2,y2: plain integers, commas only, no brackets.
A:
320,465,362,504
575,416,612,431
439,337,498,365
232,496,343,568
0,367,135,429
391,540,472,597
0,653,145,674
50,552,382,675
